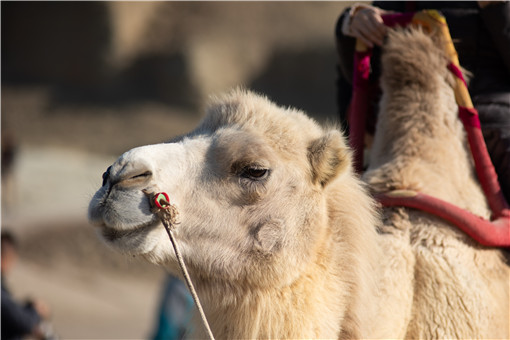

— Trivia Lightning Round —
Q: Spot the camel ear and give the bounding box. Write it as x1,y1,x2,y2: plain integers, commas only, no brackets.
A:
308,130,352,187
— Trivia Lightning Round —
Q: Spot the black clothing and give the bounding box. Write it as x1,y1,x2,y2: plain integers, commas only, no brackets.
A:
1,279,40,340
335,1,510,201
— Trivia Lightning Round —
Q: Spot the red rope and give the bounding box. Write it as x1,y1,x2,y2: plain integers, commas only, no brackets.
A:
445,62,509,218
376,192,510,247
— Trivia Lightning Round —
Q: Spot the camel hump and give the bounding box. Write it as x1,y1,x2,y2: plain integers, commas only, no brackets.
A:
381,27,448,92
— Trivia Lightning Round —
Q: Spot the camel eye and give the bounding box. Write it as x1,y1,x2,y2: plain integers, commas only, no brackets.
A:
240,167,269,180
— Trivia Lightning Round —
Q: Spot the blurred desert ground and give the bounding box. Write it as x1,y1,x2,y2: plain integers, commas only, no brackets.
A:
1,2,354,338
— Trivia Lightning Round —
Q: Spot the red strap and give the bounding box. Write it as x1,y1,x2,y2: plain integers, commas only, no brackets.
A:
458,106,481,128
376,191,510,247
447,63,481,128
350,50,373,173
447,62,468,87
464,125,510,218
447,60,509,219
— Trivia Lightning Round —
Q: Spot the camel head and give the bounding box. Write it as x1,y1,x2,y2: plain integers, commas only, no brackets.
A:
88,89,353,289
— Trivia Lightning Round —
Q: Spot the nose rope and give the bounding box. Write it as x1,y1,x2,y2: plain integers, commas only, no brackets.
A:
146,191,215,340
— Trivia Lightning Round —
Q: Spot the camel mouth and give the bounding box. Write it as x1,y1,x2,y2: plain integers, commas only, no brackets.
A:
98,218,161,243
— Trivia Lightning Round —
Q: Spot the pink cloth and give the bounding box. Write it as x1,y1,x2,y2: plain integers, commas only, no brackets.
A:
353,50,372,88
382,12,414,27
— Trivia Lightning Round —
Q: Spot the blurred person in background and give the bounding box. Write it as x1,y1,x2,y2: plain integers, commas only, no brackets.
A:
335,1,510,201
2,127,18,215
1,231,55,340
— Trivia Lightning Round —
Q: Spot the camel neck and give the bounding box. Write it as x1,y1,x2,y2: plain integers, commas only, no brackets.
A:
373,91,463,164
365,88,489,216
194,248,348,339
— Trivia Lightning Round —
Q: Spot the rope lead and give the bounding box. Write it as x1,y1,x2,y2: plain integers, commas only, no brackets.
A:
147,191,215,340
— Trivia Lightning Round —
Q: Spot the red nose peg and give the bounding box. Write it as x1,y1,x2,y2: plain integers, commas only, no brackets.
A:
154,192,171,209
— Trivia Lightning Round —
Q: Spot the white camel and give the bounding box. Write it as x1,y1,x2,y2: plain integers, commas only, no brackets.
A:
89,28,509,339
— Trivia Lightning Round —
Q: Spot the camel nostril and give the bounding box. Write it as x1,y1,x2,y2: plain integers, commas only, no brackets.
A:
129,171,152,181
102,166,112,187
116,169,153,188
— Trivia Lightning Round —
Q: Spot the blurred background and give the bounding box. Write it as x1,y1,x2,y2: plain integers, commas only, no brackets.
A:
1,2,354,338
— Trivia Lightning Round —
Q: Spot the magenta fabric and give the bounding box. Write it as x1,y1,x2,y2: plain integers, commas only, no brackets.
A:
382,12,415,27
353,50,372,88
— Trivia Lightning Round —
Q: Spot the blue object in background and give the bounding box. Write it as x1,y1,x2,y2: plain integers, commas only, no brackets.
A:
152,275,194,340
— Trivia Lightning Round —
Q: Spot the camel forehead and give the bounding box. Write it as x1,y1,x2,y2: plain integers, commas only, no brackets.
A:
210,128,273,163
195,89,324,152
